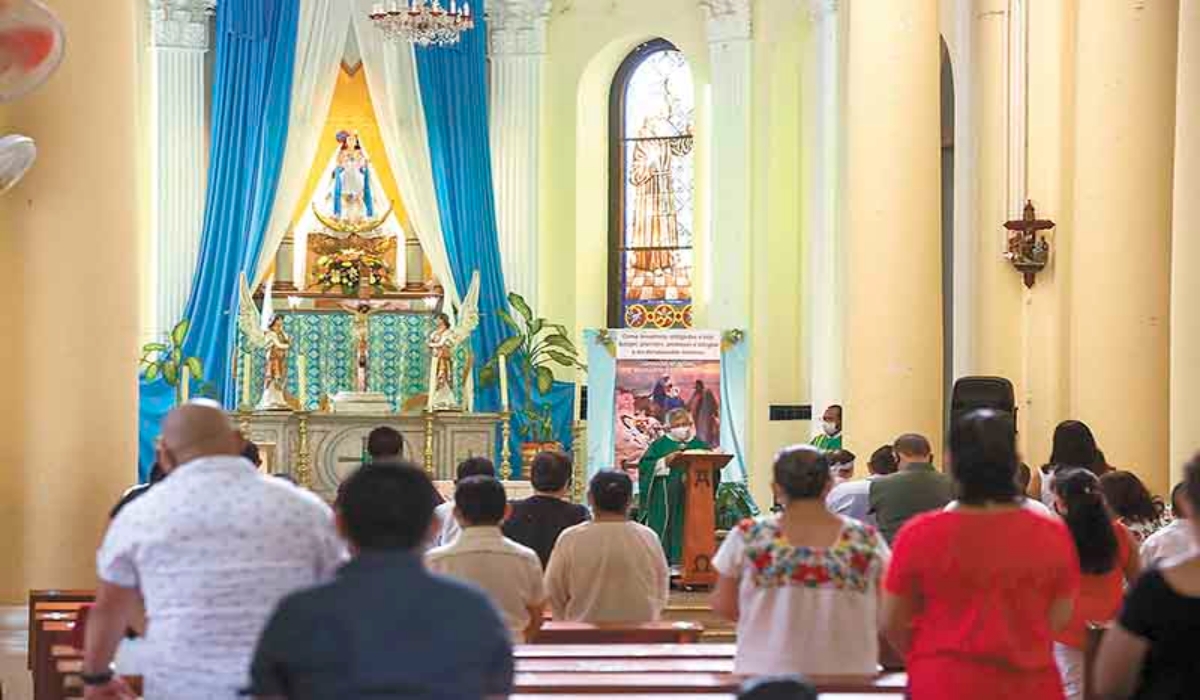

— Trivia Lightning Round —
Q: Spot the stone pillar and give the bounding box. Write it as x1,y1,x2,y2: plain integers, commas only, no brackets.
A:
1171,1,1199,486
804,0,843,429
274,233,295,290
700,0,753,330
489,0,551,309
1071,1,1177,496
148,0,212,339
843,0,943,454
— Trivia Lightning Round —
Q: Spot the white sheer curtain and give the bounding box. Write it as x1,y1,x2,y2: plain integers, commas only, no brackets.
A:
253,0,354,287
351,0,459,307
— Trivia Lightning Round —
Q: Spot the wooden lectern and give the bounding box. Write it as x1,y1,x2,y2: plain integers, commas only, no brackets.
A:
675,450,733,587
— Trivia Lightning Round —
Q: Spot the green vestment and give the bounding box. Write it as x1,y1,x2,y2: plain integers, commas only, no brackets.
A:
810,433,843,451
637,434,709,565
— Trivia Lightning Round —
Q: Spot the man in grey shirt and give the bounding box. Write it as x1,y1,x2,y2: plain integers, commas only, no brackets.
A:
869,433,953,543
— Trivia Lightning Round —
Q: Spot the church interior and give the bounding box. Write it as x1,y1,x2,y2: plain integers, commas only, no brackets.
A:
1,0,1199,697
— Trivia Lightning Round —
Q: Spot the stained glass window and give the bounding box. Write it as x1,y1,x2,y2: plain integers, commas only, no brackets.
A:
609,40,695,329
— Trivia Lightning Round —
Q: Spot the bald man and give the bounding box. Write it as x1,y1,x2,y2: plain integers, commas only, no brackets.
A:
83,405,346,700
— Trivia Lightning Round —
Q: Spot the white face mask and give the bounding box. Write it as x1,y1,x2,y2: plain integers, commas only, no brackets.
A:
822,421,840,436
669,426,694,442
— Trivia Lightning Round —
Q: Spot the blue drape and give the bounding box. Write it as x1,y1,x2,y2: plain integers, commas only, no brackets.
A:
414,0,509,413
137,0,299,478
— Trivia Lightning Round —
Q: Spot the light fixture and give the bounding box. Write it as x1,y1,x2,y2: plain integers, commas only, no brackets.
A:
369,0,474,48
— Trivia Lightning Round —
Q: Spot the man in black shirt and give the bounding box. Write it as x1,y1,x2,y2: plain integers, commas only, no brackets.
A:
503,451,590,567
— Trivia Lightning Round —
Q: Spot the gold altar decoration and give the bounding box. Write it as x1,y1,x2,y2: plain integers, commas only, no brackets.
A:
310,235,396,297
499,410,513,480
423,410,435,477
571,419,586,504
312,201,395,236
295,411,314,489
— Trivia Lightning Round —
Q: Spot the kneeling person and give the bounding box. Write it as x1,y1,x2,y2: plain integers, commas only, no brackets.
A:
428,476,546,642
248,463,513,699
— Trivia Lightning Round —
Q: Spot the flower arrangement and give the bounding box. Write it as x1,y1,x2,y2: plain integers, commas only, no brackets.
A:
314,248,391,296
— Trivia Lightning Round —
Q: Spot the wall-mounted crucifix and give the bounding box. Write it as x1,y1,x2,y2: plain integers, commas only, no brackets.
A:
1004,201,1055,288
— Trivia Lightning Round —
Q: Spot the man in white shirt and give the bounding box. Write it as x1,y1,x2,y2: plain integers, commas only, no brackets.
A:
1141,482,1197,566
427,476,545,642
432,456,496,548
826,445,896,524
82,404,346,700
544,470,669,623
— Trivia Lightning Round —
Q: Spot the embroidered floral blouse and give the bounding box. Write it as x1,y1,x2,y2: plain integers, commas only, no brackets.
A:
713,514,890,676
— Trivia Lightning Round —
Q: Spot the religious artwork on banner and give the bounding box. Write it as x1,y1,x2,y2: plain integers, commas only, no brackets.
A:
613,330,722,475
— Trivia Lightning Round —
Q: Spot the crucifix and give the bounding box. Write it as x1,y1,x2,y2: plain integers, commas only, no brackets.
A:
1003,200,1055,288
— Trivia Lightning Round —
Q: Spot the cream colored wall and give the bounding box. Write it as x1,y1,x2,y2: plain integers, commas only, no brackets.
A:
540,0,807,506
0,0,141,602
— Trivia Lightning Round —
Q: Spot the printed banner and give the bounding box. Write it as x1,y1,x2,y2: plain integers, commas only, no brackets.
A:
615,329,722,361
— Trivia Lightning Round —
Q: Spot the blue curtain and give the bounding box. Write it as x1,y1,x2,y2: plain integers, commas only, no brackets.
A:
414,0,509,413
584,330,618,479
137,0,299,478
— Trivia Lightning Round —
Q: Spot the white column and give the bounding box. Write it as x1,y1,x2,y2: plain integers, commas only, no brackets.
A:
1170,1,1200,486
700,0,753,330
804,0,843,429
148,0,213,338
489,0,551,310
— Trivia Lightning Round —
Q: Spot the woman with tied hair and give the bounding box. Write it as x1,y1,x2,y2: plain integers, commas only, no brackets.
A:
883,409,1080,700
1095,453,1200,699
1100,470,1171,545
1050,468,1140,700
1037,420,1104,506
711,444,890,676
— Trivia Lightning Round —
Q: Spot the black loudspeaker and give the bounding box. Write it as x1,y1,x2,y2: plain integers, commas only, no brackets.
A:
950,376,1016,429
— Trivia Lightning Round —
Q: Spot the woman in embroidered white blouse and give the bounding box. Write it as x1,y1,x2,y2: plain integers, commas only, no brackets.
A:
711,444,891,676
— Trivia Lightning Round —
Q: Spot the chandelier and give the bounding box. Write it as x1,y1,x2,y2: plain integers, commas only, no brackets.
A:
369,1,475,48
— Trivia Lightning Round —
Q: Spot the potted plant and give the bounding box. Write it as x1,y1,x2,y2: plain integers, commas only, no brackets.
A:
480,292,585,467
140,319,205,405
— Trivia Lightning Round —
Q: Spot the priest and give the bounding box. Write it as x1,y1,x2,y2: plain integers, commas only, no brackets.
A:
638,408,710,566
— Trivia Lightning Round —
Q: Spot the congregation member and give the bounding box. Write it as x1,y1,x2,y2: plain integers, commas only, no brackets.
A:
366,425,405,464
1100,470,1172,544
1141,482,1196,566
712,444,890,676
1038,419,1104,506
502,450,590,567
82,405,346,700
827,448,857,484
109,463,165,519
869,433,952,543
825,444,897,525
432,456,496,547
1050,468,1140,700
882,409,1080,700
944,461,1055,518
1094,454,1200,700
545,470,669,623
248,463,514,699
427,476,546,642
810,404,843,450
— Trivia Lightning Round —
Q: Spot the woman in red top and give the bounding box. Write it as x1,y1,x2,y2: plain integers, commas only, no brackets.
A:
1049,468,1139,700
882,409,1081,700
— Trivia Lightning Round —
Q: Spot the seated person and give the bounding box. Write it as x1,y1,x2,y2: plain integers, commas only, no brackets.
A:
869,433,953,543
247,463,513,699
1141,482,1197,566
826,449,857,485
544,470,669,623
428,476,546,642
433,456,496,547
366,426,405,464
825,444,895,524
502,451,590,567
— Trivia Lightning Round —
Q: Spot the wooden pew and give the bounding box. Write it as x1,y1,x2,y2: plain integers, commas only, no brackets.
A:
516,644,735,659
510,696,902,700
518,658,736,673
512,672,907,695
28,590,94,670
532,622,704,645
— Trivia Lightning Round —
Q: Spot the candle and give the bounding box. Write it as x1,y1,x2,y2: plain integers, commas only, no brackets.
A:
464,2,470,16
297,356,308,410
372,2,383,14
499,355,510,412
180,364,190,403
242,352,253,408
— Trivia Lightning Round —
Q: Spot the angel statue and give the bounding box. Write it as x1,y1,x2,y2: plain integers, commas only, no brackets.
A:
238,275,292,410
428,271,480,412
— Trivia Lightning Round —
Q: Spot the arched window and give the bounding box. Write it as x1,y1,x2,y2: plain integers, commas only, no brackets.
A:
608,39,695,329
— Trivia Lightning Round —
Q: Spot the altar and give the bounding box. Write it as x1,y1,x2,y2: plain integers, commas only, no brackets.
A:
235,409,512,502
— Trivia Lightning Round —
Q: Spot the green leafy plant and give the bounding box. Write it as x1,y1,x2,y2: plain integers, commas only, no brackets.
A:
480,292,585,443
140,319,204,405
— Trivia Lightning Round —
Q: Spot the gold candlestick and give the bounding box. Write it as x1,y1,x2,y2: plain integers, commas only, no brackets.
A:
571,419,586,504
423,410,435,478
295,411,313,490
499,411,513,481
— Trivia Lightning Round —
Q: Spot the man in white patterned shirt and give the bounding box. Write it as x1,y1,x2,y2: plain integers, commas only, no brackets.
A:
82,404,346,700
